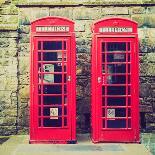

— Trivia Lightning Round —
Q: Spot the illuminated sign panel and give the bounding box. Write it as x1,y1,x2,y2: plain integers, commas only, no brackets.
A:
36,26,70,32
99,27,133,33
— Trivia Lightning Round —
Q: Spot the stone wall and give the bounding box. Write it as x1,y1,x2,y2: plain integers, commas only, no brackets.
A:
0,0,155,135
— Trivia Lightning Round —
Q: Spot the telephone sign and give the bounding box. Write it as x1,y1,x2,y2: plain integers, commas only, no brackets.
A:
30,17,76,144
91,17,140,143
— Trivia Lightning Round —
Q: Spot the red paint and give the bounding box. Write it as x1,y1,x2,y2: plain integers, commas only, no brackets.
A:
30,17,76,144
91,17,139,143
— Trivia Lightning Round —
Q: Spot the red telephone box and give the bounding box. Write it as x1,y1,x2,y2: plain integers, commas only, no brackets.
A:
91,17,139,143
30,17,76,144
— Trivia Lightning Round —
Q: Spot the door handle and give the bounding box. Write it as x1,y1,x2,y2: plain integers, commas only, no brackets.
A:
67,75,71,81
98,77,101,83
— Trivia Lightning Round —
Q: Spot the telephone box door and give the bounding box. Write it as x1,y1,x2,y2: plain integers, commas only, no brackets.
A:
91,18,139,143
96,37,139,142
31,37,73,142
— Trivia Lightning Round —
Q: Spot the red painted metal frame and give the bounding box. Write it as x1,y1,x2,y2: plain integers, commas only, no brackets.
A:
91,17,139,143
30,17,76,144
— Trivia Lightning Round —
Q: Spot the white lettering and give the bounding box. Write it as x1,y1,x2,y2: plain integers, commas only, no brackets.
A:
99,27,133,33
36,26,70,32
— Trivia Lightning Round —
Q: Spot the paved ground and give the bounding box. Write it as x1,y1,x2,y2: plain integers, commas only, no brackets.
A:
0,134,153,155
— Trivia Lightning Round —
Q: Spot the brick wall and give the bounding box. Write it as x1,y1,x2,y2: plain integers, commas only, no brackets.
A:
0,0,155,135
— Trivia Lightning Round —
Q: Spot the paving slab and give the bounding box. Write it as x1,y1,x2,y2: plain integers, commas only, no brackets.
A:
0,134,152,155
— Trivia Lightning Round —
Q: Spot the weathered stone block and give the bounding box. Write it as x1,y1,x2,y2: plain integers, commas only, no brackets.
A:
140,105,153,112
0,48,17,58
0,31,18,38
0,24,18,30
19,56,30,75
146,28,155,38
19,7,49,25
0,117,16,126
17,126,28,134
141,53,155,63
75,20,85,32
77,53,90,75
0,15,18,24
131,14,145,27
19,34,30,43
19,85,30,103
146,113,155,123
0,126,16,136
0,108,17,117
19,25,30,34
77,80,90,98
73,7,101,20
130,7,145,14
143,0,155,4
139,37,155,53
140,83,152,97
0,57,17,67
146,6,155,14
138,28,146,39
0,74,17,91
0,4,18,15
18,43,30,54
50,7,73,19
132,14,155,28
101,7,129,15
140,63,155,76
19,75,29,85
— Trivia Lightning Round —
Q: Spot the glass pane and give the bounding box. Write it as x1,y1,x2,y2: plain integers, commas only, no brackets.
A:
128,98,131,106
64,117,67,126
102,119,105,128
102,97,105,106
102,54,105,62
128,119,131,128
38,52,41,61
43,52,62,61
107,86,126,95
64,85,67,94
38,41,41,50
43,96,62,105
128,64,130,73
128,86,131,95
115,108,126,117
39,118,41,127
43,107,62,116
43,85,62,94
107,64,126,73
102,109,105,117
107,75,126,84
43,41,62,50
38,96,41,105
64,41,66,50
43,74,62,83
128,55,131,62
107,119,126,128
107,53,126,62
128,108,131,117
39,107,41,116
38,85,41,94
64,96,67,104
41,63,67,73
64,106,67,115
102,65,105,73
128,42,130,51
43,118,62,127
102,86,105,95
102,42,105,52
107,97,126,106
107,42,126,52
